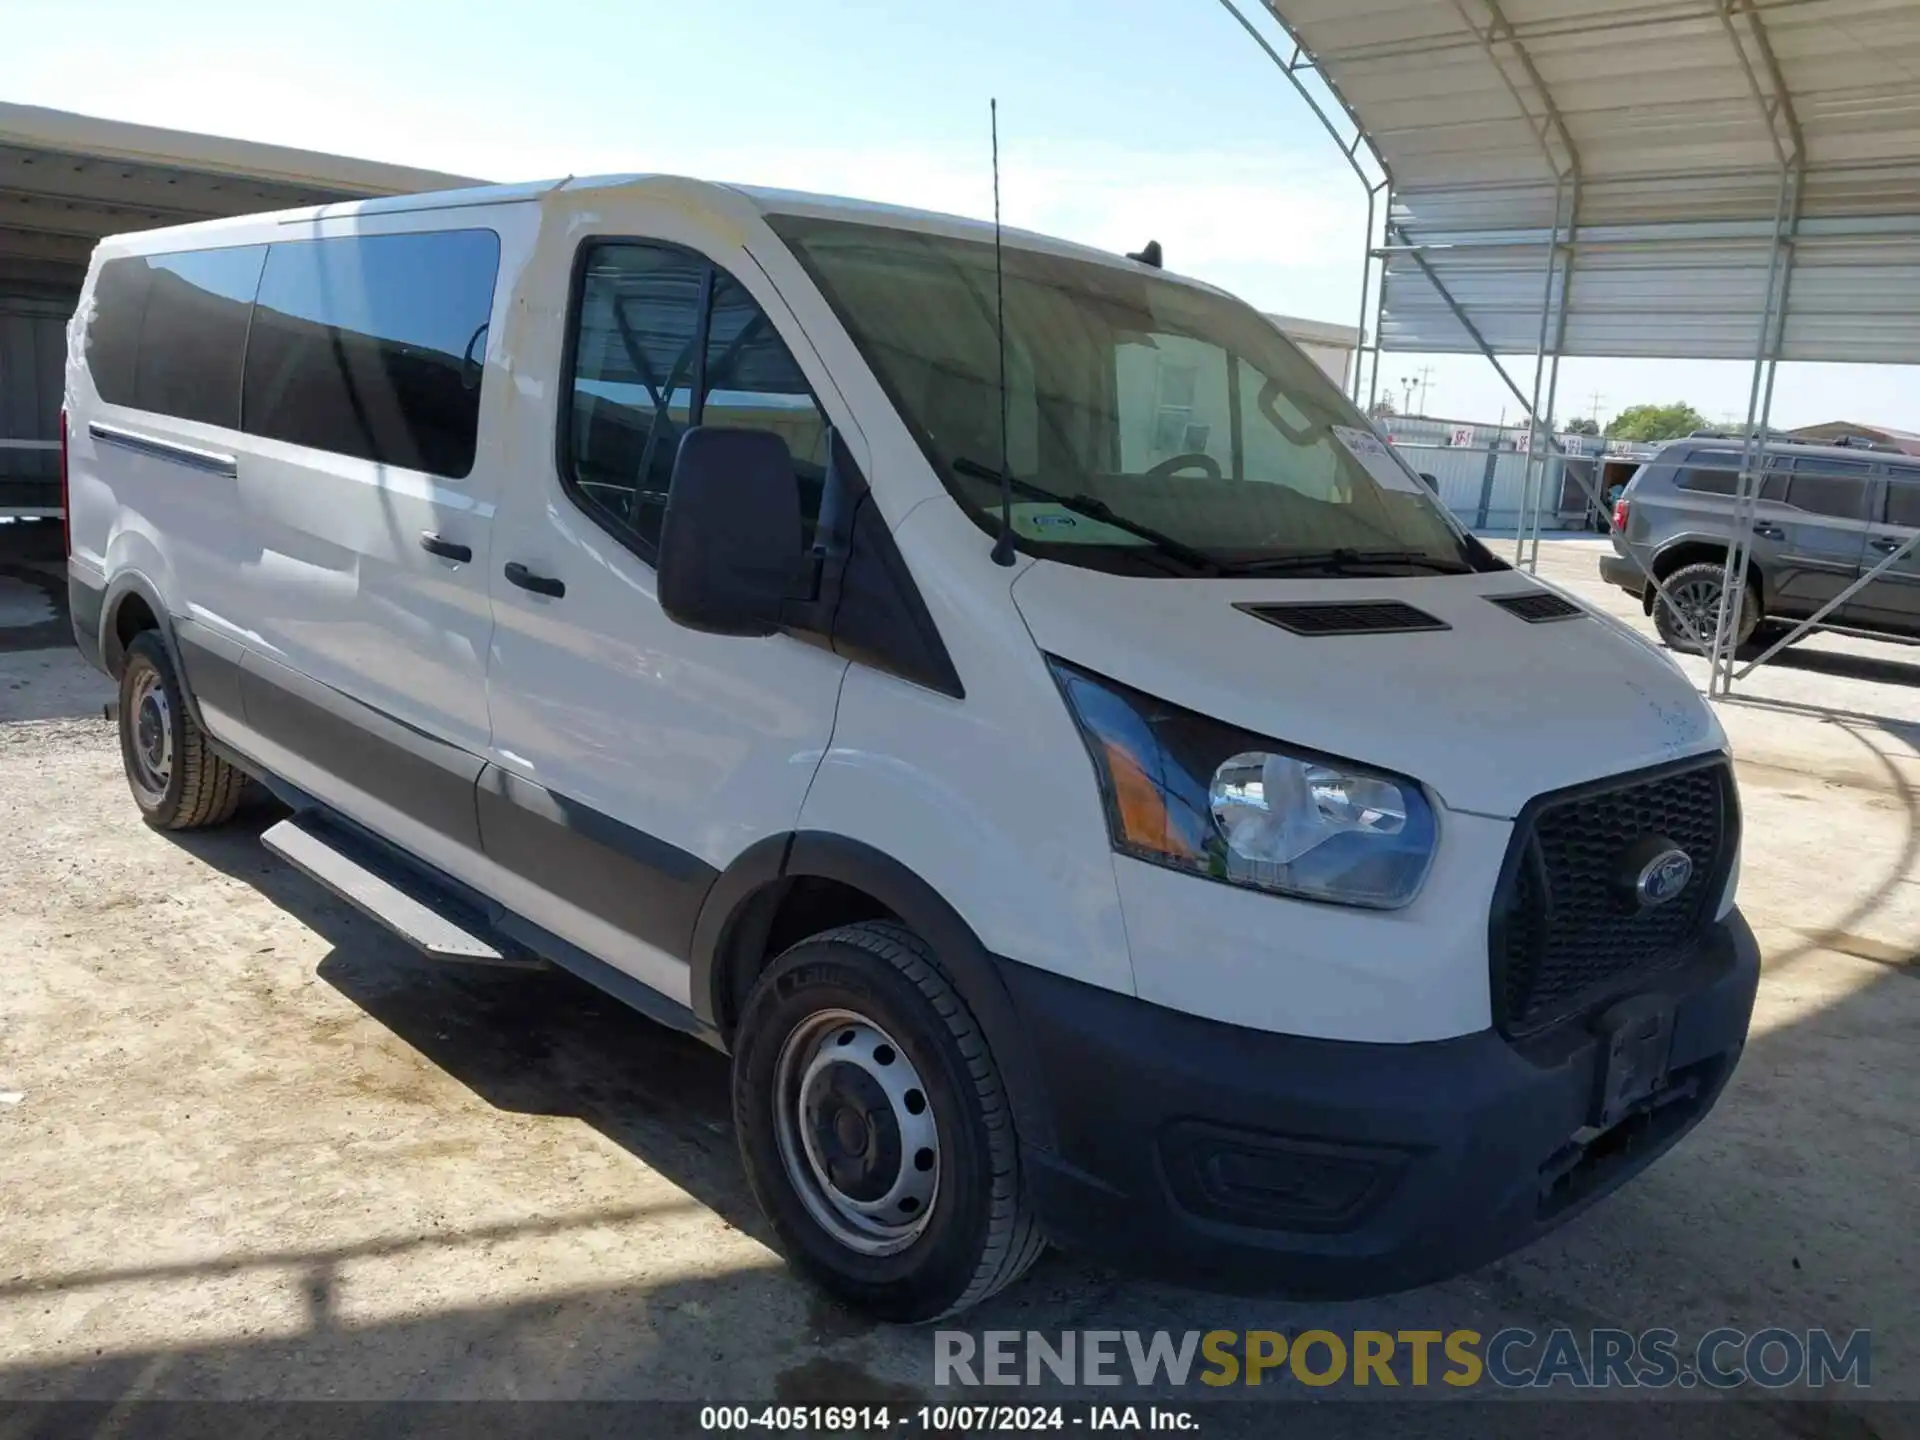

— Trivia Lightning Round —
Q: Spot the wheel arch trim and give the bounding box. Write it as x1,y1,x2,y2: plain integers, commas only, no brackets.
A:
691,831,1057,1152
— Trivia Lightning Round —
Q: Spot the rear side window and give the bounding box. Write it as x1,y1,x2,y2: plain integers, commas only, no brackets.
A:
563,240,827,559
86,258,152,405
242,229,501,478
133,247,267,427
1673,452,1785,502
1782,458,1871,521
1883,475,1920,529
87,246,265,425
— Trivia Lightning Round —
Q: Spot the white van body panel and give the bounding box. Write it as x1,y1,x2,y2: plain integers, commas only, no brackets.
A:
1009,563,1725,819
798,500,1137,997
474,183,853,987
230,203,540,757
1114,811,1513,1043
72,399,257,665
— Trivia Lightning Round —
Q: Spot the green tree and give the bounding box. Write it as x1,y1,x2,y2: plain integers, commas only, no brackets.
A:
1565,416,1601,437
1605,402,1707,442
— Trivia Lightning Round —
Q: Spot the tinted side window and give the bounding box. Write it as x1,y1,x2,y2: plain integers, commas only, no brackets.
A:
702,270,828,537
243,229,500,478
132,246,267,428
566,243,707,549
1675,463,1738,496
1884,476,1920,530
1783,461,1871,521
564,241,826,558
1675,452,1786,502
87,257,152,405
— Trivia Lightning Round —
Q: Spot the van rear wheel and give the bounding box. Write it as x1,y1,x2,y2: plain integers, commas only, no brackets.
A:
731,921,1044,1322
1653,561,1760,654
117,631,245,830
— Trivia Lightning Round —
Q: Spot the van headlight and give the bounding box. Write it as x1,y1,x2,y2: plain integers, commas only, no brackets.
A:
1050,658,1436,909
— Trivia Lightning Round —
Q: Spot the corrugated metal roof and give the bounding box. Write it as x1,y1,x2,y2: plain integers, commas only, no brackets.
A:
0,102,484,280
1262,0,1920,362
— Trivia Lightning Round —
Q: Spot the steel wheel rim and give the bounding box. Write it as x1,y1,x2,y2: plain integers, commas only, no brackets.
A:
128,668,173,797
772,1008,940,1257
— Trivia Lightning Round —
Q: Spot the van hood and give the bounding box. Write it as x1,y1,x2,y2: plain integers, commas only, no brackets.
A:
1010,562,1723,818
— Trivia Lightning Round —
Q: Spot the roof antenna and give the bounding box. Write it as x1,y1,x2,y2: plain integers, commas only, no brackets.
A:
989,98,1018,568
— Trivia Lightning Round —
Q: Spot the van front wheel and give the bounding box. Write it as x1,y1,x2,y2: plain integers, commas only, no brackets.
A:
731,921,1044,1322
117,631,245,830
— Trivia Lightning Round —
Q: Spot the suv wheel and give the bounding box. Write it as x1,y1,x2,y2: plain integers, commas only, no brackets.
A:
732,921,1045,1322
1653,562,1760,654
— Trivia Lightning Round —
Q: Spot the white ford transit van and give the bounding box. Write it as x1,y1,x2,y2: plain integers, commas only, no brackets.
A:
64,175,1757,1322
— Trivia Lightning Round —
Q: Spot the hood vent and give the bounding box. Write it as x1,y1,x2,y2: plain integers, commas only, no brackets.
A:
1487,590,1583,623
1234,600,1449,637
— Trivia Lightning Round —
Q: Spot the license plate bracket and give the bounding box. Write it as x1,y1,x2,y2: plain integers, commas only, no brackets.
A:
1590,995,1676,1129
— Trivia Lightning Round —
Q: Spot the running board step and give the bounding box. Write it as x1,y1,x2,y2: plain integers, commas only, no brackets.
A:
261,816,542,968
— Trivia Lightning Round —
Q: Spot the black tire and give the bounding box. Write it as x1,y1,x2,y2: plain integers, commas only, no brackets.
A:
117,630,246,830
1653,560,1760,655
732,921,1044,1323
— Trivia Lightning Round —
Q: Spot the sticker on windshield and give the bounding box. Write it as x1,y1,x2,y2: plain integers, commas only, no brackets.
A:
1332,425,1425,495
1010,503,1145,546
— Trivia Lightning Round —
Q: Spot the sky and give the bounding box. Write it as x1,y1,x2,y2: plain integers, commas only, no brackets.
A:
8,0,1915,434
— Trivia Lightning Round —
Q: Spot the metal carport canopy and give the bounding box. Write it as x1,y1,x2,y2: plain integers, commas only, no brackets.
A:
1259,0,1920,364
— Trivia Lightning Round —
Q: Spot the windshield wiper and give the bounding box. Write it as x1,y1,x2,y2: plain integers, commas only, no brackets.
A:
949,456,1220,575
1224,548,1473,577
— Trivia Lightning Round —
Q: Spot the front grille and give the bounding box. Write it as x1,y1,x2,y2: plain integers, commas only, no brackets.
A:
1234,600,1449,636
1493,757,1737,1037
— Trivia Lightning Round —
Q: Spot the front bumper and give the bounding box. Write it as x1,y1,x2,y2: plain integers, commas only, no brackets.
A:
1007,910,1760,1298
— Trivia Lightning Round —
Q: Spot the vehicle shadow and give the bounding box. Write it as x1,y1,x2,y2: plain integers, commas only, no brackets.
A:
165,804,768,1245
1765,641,1920,691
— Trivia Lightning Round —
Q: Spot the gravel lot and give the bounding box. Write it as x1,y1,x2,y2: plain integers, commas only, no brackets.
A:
1,526,1915,1435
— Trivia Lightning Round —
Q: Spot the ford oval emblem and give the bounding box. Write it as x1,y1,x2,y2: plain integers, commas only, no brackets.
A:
1636,848,1694,907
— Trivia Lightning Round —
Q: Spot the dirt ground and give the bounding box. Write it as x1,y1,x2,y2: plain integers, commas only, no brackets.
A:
1,524,1915,1434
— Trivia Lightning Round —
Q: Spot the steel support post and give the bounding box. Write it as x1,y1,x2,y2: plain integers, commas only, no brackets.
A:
1703,0,1806,696
1350,182,1382,403
1516,175,1567,564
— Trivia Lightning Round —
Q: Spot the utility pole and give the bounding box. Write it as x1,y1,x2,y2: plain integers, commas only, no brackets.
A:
1587,389,1606,427
1400,376,1417,415
1414,364,1435,417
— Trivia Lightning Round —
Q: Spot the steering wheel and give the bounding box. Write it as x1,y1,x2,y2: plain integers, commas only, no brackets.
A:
1146,452,1223,479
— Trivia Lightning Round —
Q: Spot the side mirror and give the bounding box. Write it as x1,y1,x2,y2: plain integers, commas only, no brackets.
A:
657,427,801,637
1419,471,1439,489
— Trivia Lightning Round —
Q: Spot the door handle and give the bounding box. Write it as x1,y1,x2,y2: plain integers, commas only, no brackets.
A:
419,532,472,563
1752,523,1785,540
504,561,566,598
1870,535,1908,554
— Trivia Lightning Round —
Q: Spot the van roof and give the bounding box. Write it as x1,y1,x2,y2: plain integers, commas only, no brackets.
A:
91,172,1217,292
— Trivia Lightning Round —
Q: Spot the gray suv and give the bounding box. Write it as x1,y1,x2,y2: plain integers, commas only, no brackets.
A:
1600,437,1920,653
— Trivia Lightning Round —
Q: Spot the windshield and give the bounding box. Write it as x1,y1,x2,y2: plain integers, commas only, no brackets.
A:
770,214,1494,578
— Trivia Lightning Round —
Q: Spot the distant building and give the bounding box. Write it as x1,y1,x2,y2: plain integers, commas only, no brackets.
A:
1786,421,1920,455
